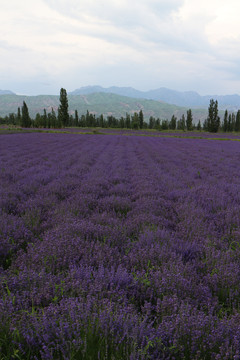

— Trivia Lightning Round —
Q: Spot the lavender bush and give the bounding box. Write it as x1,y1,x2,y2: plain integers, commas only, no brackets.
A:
1,133,240,359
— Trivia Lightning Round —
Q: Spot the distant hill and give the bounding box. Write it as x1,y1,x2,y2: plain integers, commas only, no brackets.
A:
0,92,208,122
70,86,240,111
70,86,145,99
0,94,59,118
0,89,16,95
2,86,240,112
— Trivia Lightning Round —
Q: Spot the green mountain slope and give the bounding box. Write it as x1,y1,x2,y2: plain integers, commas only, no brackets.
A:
0,92,208,121
70,85,240,110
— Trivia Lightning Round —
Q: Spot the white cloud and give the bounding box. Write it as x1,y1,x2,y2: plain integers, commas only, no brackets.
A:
1,0,240,95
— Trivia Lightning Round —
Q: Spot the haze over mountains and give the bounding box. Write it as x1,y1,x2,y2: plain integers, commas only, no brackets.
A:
0,90,15,95
70,86,240,110
2,86,240,109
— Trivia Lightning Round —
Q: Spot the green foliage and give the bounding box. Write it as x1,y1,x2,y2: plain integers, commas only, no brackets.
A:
17,107,21,125
0,319,136,360
131,112,140,129
74,110,79,126
169,115,177,130
177,114,186,130
20,101,31,128
58,88,69,127
197,120,202,131
223,110,228,132
235,110,240,132
161,119,168,130
186,109,193,131
139,109,144,129
207,99,220,132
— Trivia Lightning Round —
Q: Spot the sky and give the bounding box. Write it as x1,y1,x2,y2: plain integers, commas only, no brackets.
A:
1,0,240,96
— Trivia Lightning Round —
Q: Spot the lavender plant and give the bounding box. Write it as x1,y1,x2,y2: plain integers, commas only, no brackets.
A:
1,133,240,359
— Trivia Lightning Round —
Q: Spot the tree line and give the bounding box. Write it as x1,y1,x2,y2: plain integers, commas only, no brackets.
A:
1,88,240,133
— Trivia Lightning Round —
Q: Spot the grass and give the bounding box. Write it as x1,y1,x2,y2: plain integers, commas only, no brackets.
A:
2,125,240,141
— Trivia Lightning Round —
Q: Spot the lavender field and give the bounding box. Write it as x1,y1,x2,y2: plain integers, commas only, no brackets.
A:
1,133,240,359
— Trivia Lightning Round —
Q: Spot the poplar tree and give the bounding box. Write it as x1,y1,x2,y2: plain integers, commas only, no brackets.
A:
42,109,47,128
99,114,104,128
17,107,21,125
197,120,202,131
139,110,144,129
74,110,79,127
186,109,193,131
169,115,177,130
232,113,236,131
49,108,57,128
223,110,228,132
131,112,139,129
21,101,31,128
125,113,131,128
58,88,69,127
207,99,220,132
235,110,240,132
178,114,186,130
228,114,233,132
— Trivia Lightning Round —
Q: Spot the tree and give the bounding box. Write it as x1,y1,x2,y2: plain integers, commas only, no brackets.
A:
228,113,233,132
119,116,125,128
203,119,208,131
8,113,16,125
223,110,228,132
131,112,139,129
169,115,177,130
232,113,236,131
42,109,47,128
207,99,220,132
21,101,31,128
69,115,74,127
79,114,86,127
35,113,41,128
125,113,131,128
177,114,186,131
74,110,79,127
197,120,202,131
161,119,168,130
186,109,193,131
17,107,21,125
235,110,240,132
155,118,161,130
149,116,155,129
139,110,144,129
50,108,57,128
47,113,51,128
99,114,104,128
58,88,69,127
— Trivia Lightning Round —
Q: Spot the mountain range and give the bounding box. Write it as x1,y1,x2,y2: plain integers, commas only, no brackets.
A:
1,85,240,121
0,93,194,120
70,86,240,110
0,90,16,95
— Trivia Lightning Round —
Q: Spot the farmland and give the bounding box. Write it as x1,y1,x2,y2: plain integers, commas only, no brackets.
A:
1,132,240,359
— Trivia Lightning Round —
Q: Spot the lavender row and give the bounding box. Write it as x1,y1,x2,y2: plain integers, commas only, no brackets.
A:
1,133,240,359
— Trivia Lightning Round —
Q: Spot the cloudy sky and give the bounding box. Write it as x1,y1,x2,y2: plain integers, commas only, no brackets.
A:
1,0,240,95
